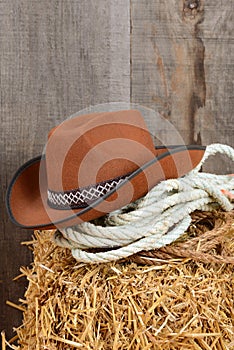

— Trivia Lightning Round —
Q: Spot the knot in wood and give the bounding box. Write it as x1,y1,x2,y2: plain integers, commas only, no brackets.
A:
183,0,202,21
184,0,199,9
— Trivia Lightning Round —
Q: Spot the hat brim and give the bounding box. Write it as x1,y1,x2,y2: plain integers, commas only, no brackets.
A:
6,145,206,230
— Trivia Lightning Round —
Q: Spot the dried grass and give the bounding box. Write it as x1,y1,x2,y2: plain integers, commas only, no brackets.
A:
3,211,234,349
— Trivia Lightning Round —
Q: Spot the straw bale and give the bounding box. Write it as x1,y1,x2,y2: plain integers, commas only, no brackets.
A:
3,211,234,349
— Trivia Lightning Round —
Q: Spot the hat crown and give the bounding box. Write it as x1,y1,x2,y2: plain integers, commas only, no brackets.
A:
45,110,156,193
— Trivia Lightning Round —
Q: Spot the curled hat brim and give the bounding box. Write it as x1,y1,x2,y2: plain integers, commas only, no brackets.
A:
6,145,206,230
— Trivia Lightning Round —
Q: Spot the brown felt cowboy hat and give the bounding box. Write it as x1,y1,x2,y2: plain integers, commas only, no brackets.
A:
6,110,206,230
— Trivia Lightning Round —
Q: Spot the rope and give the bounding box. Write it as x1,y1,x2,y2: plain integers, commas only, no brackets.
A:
54,143,234,264
130,211,234,265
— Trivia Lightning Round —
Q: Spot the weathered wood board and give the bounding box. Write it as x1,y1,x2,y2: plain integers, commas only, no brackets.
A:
0,0,130,337
131,0,233,172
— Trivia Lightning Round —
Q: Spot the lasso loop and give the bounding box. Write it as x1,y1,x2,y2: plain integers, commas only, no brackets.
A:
54,144,234,263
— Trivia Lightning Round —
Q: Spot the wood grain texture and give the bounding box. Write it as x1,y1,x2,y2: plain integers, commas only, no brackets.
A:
131,0,233,172
0,0,130,336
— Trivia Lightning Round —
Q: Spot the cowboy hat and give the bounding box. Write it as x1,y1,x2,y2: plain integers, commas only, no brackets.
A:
6,110,206,230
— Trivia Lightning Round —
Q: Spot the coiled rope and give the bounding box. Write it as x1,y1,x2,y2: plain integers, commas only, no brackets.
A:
54,144,234,264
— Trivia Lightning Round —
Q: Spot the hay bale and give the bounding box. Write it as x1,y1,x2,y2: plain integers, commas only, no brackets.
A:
5,211,234,349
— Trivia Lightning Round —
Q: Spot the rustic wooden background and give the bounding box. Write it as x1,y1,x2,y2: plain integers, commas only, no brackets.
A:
0,0,233,338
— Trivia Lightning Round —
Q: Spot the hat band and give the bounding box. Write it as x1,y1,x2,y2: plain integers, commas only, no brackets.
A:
47,173,130,210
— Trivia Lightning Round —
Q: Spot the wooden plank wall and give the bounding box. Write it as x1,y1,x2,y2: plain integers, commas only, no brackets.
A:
131,0,233,173
0,0,130,336
0,0,233,338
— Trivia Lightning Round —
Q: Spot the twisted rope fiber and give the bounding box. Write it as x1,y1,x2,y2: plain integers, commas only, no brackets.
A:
54,144,234,264
130,211,234,265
